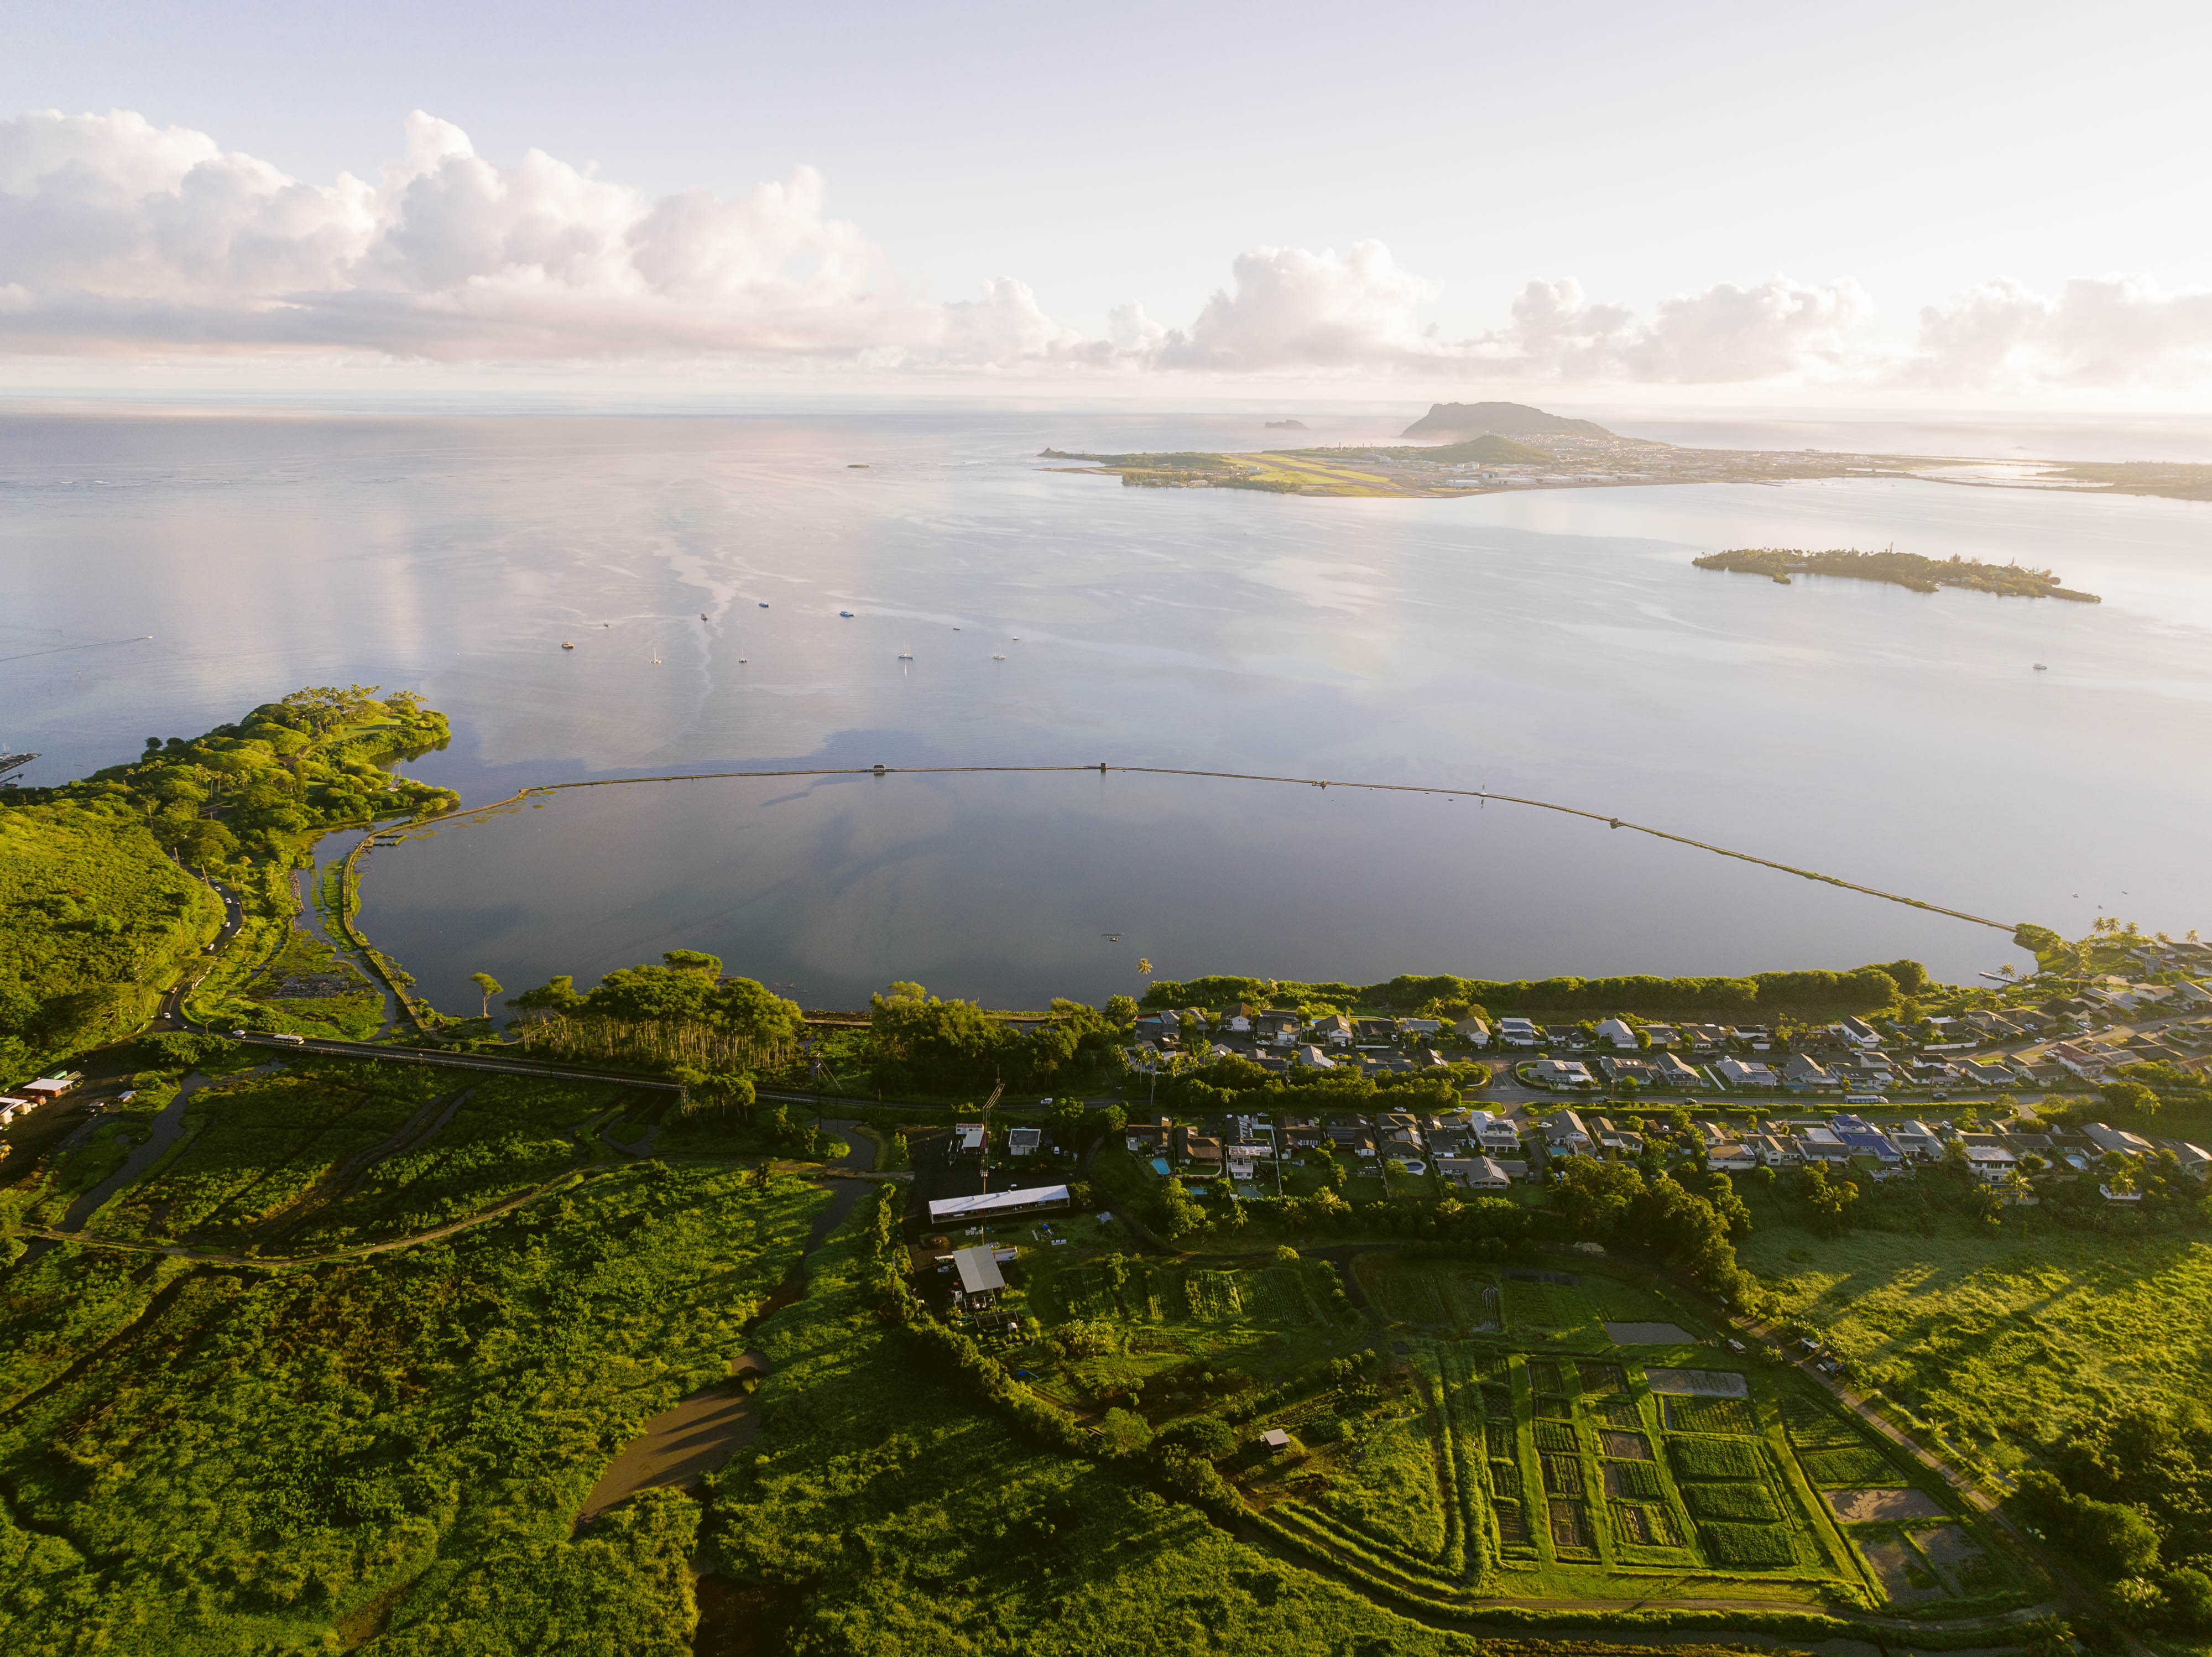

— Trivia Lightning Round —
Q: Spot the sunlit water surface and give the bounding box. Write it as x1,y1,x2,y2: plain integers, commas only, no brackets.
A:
6,402,2209,1010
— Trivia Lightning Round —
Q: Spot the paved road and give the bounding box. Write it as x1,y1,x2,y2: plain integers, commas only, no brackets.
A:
154,870,246,1028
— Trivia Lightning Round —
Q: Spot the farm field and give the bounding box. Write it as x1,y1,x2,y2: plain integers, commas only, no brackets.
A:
1007,1250,2039,1624
1741,1211,2212,1481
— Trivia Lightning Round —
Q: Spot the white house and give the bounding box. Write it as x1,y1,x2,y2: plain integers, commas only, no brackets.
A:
1527,1059,1594,1090
1713,1057,1777,1090
1964,1144,2020,1182
1796,1126,1850,1161
1595,1018,1640,1050
1312,1013,1355,1048
1296,1044,1337,1070
1707,1143,1759,1172
1889,1121,1943,1160
1783,1055,1841,1090
1542,1110,1593,1151
1465,1111,1523,1153
1499,1017,1542,1048
1454,1017,1491,1048
1006,1126,1042,1157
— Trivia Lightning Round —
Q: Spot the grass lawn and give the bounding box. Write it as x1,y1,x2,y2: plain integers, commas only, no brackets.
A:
1740,1209,2212,1479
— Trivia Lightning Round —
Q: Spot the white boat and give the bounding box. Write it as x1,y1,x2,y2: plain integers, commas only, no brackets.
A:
993,653,1005,660
898,652,914,660
2033,663,2048,671
561,641,574,650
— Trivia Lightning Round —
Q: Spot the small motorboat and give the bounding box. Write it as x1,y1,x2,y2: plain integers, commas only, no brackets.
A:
2033,662,2049,671
700,612,708,621
898,652,914,660
993,653,1006,660
759,602,770,608
839,611,854,618
561,641,574,650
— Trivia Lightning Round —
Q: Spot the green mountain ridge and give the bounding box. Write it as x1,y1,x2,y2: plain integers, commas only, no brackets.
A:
1400,400,1615,439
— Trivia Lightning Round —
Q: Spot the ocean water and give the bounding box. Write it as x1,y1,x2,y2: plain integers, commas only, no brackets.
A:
5,400,2208,1012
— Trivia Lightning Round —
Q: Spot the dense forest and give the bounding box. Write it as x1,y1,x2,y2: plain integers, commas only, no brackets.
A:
1142,963,1926,1020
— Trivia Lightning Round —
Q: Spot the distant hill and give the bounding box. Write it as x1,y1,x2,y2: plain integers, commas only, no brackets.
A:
1401,401,1614,440
1264,419,1307,430
1423,434,1553,465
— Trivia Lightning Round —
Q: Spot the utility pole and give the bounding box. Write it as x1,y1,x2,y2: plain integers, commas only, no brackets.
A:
977,1076,1004,1196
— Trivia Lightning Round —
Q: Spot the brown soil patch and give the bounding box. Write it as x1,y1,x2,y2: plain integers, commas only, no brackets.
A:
1824,1486,1944,1522
577,1355,769,1524
1598,1429,1652,1460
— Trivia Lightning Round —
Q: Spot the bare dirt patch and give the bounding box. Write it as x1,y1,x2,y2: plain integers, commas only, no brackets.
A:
1824,1487,1944,1522
1644,1366,1749,1397
1859,1534,1947,1602
576,1354,767,1523
1606,1320,1695,1345
1599,1429,1653,1460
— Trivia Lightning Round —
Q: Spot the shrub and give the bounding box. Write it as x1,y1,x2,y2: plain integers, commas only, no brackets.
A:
1668,1436,1765,1481
1155,1414,1235,1460
1797,1446,1907,1488
1682,1481,1780,1523
1697,1520,1796,1567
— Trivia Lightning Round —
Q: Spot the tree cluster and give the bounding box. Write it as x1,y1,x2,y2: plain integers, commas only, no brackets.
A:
508,950,807,1074
2013,1401,2212,1634
1551,1158,1751,1299
867,983,1126,1093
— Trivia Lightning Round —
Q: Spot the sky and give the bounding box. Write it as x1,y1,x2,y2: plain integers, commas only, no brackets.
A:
4,0,2211,402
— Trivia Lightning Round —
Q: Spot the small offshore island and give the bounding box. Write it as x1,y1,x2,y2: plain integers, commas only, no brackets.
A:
1694,548,2103,603
1044,401,2212,504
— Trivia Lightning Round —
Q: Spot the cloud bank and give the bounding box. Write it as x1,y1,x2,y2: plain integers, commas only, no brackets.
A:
4,107,2209,389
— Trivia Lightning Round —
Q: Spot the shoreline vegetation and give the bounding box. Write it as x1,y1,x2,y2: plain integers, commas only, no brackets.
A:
1692,548,2102,603
7,692,2212,1653
0,686,457,1080
1039,401,2212,506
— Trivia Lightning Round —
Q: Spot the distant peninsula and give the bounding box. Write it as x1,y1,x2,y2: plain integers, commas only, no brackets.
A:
1400,400,1616,439
1693,546,2102,602
1039,402,2212,506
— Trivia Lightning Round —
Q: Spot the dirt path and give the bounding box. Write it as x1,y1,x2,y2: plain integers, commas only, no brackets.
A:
18,1163,602,1269
256,1085,477,1248
575,1174,872,1528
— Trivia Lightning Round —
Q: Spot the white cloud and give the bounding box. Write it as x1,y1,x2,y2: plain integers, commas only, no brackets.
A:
4,107,2211,392
0,107,989,362
1905,274,2212,388
1147,242,1442,371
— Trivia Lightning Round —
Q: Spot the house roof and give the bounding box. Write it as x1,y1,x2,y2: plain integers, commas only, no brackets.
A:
952,1246,1005,1295
927,1185,1071,1222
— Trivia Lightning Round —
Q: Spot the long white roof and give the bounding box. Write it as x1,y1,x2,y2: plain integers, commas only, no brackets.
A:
927,1184,1071,1221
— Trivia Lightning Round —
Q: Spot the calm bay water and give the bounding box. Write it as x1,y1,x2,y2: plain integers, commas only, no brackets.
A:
6,400,2210,1012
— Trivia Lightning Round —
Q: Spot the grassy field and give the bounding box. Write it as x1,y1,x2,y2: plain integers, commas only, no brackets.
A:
0,800,220,1080
702,1192,1485,1656
0,1155,826,1654
1740,1207,2212,1481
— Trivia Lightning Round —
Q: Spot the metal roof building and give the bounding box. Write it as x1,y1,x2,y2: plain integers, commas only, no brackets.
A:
926,1184,1072,1224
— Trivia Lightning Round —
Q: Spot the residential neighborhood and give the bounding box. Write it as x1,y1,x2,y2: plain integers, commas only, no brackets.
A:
1108,975,2212,1211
